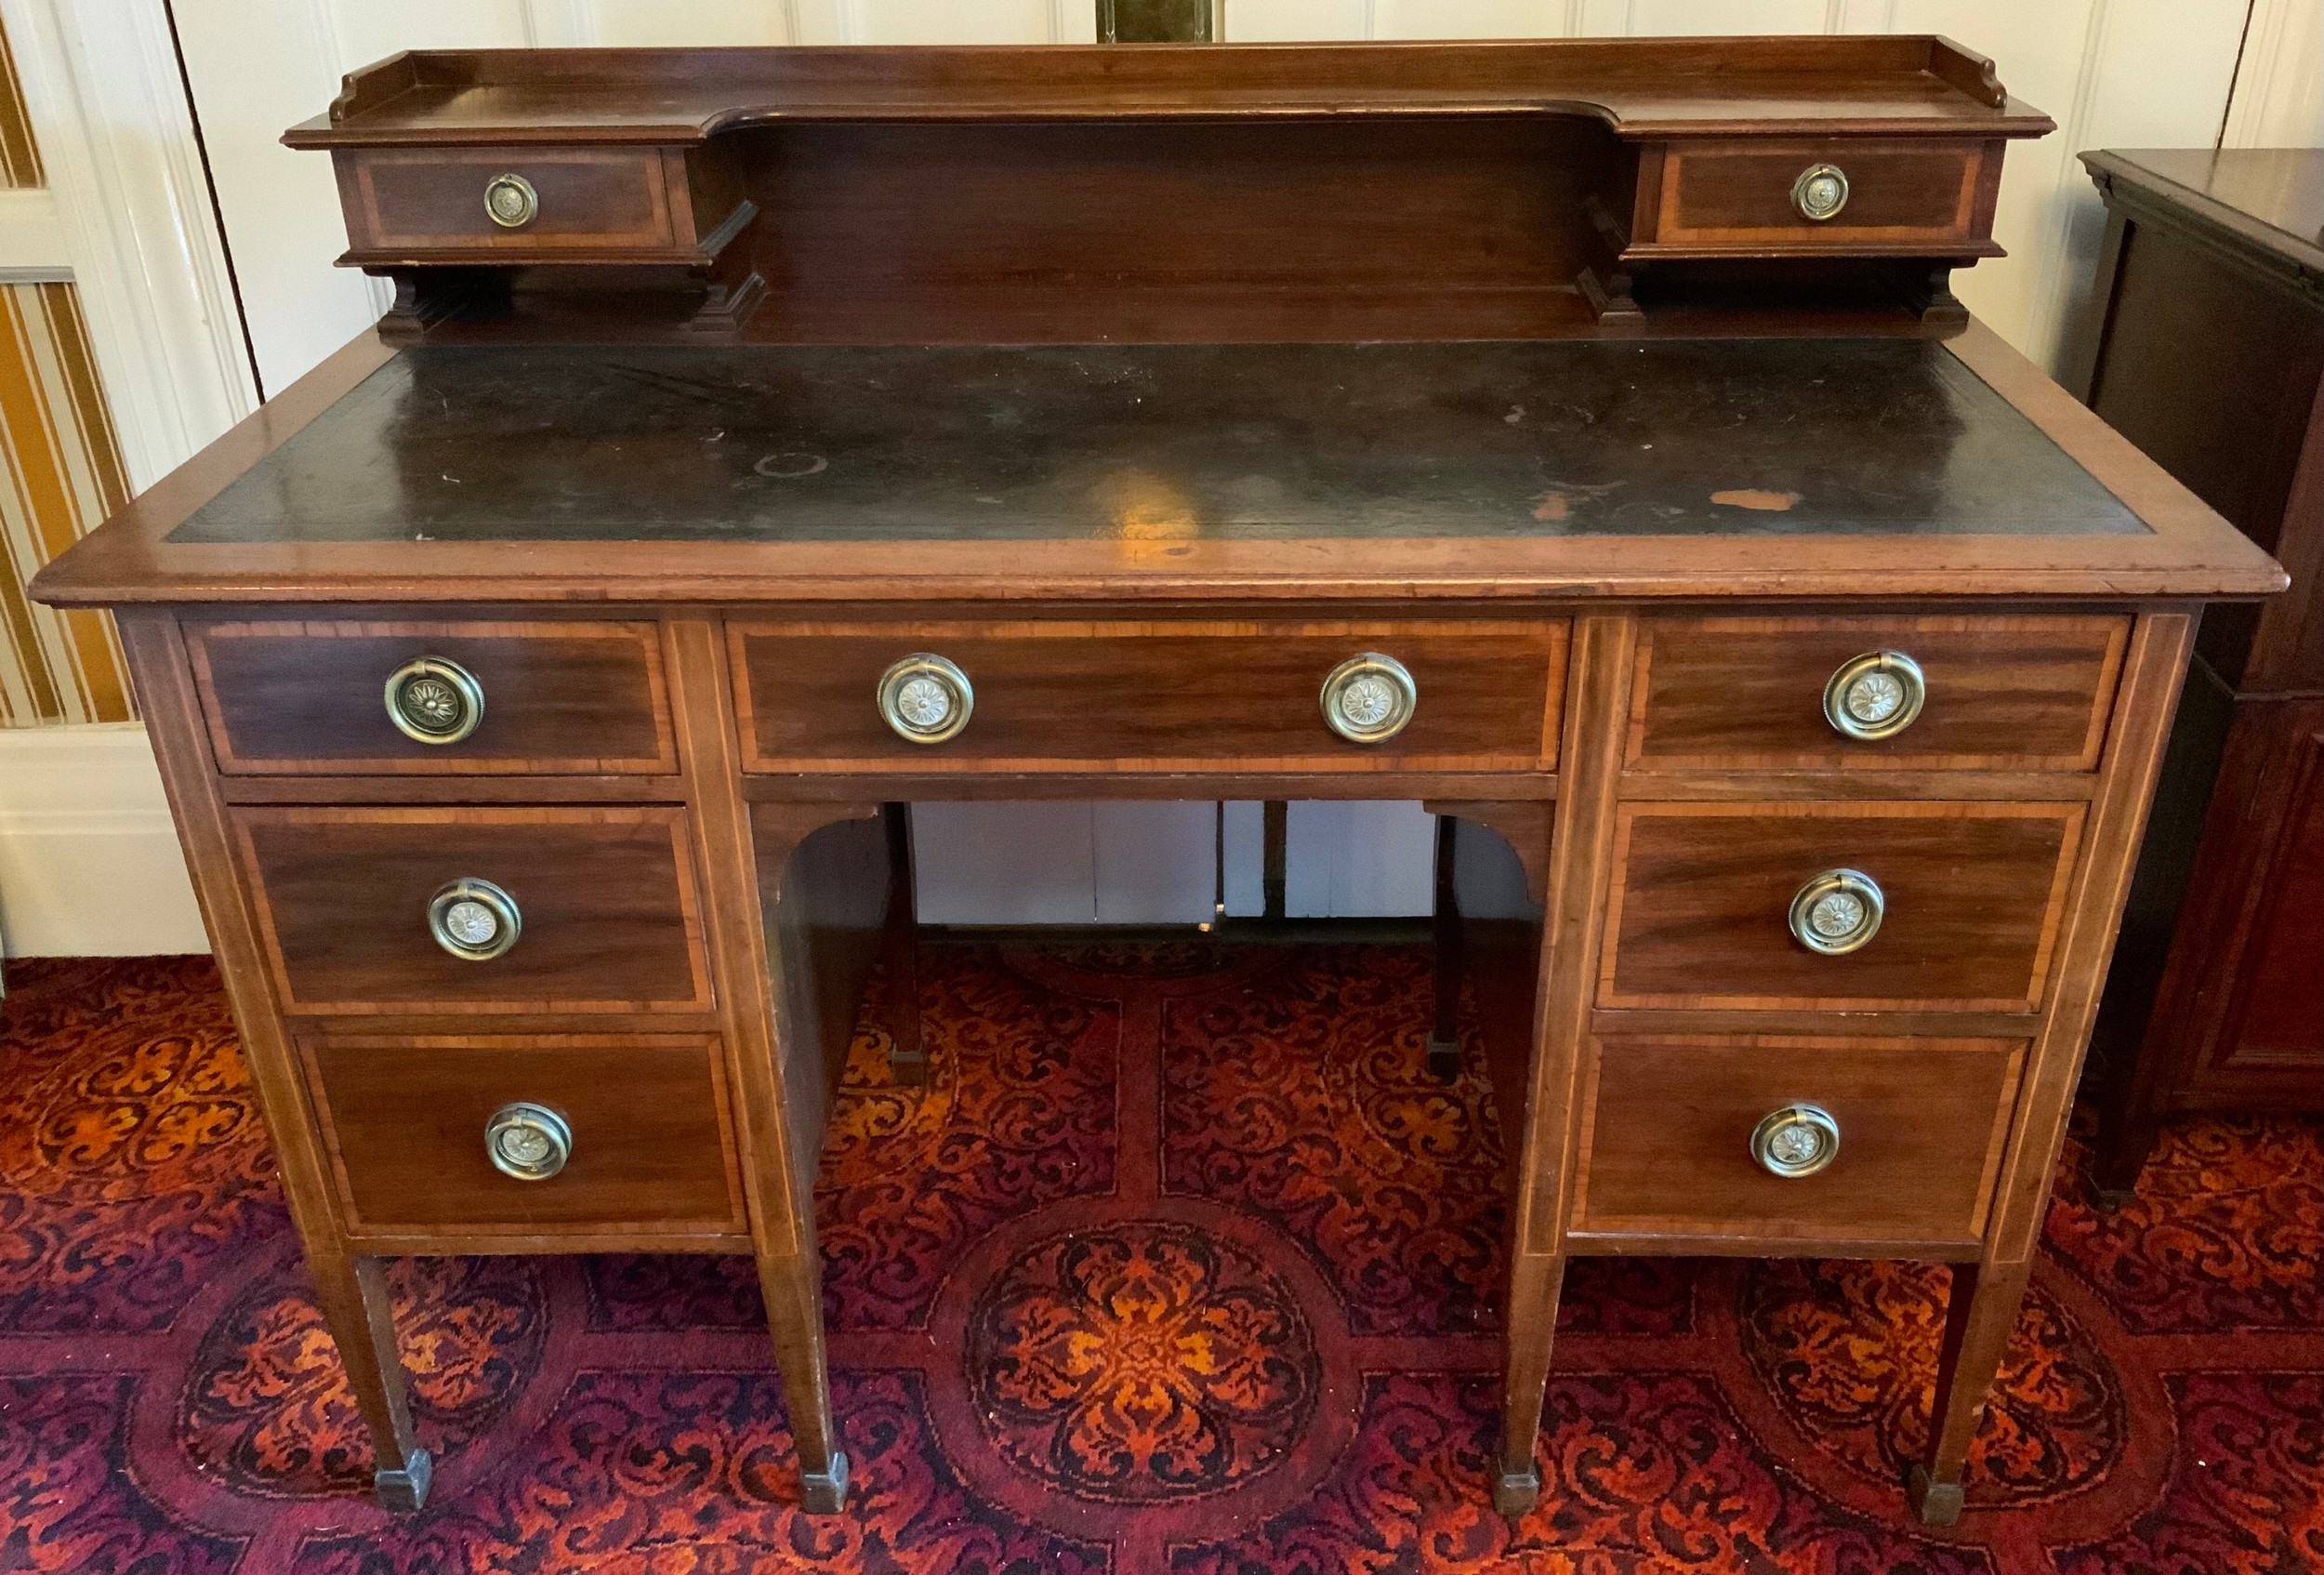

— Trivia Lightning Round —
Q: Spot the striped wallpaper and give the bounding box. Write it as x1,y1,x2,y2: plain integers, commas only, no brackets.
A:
0,21,135,728
0,21,40,188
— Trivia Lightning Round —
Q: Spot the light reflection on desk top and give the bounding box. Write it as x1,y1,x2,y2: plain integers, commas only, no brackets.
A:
167,338,2147,548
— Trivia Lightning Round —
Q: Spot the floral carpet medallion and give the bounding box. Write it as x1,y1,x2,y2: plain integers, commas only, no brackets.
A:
0,945,2317,1574
967,1220,1320,1502
1740,1258,2125,1506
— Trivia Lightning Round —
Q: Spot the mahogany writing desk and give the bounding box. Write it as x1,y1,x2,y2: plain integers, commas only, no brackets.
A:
32,38,2282,1529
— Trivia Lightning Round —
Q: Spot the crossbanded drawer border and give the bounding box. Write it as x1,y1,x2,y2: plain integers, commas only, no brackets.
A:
1595,798,2087,1013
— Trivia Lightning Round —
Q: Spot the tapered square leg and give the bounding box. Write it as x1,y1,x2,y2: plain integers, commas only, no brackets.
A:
2088,1109,2159,1211
881,803,927,1086
1492,1464,1542,1515
758,1249,851,1514
308,1252,431,1512
1428,814,1464,1083
1906,1462,1965,1526
374,1448,434,1513
1495,1249,1566,1519
1909,1257,2033,1523
800,1449,851,1515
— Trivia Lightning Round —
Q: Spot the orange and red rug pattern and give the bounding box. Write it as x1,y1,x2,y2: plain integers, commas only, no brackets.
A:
0,945,2317,1573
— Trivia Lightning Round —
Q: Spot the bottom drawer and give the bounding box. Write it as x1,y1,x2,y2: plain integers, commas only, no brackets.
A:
306,1035,746,1240
1570,1033,2025,1249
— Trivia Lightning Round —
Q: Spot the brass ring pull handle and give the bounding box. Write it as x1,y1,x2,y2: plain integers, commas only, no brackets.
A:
428,878,522,961
1792,163,1850,221
1320,653,1417,744
1823,650,1925,742
483,172,539,229
1789,868,1883,955
484,1102,571,1181
877,654,974,744
1751,1104,1841,1178
385,656,485,745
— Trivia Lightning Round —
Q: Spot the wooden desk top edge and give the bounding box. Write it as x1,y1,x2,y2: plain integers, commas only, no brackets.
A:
283,35,2053,147
30,320,2283,611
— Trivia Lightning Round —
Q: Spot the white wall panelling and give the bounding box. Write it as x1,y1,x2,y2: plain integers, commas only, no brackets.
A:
0,186,69,281
911,801,1100,924
0,725,206,957
1221,801,1266,917
2222,0,2324,147
1093,801,1221,922
0,0,257,487
1283,801,1437,919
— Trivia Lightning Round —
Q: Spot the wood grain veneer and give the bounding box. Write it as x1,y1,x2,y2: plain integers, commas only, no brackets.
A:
341,147,678,253
282,38,2049,145
187,615,676,775
1569,1033,2026,1246
731,619,1566,774
1626,613,2128,772
1636,138,1997,257
1598,800,2083,1012
234,804,713,1014
304,1033,746,1240
20,41,2282,1529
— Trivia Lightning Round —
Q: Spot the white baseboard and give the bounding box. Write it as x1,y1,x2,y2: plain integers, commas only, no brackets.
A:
0,723,208,958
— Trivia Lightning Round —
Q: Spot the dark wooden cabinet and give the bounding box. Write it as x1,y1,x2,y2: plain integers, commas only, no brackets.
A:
2068,149,2324,1198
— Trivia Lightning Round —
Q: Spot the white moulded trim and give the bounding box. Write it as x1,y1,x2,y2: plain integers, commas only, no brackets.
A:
0,186,72,280
0,0,259,491
0,723,208,958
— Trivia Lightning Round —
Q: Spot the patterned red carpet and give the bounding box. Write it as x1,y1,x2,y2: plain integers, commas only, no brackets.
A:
0,945,2317,1574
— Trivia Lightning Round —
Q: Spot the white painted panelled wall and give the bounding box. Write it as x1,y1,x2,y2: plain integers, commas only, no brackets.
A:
0,0,2311,947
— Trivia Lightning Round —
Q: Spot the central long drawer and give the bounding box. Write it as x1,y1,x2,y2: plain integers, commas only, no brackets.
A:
728,618,1568,774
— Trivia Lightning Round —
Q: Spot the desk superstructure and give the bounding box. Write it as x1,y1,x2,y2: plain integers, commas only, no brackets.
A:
34,38,2281,1527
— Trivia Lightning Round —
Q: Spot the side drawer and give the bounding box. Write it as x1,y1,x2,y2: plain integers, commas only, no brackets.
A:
730,619,1567,773
1627,614,2129,772
304,1034,746,1240
1570,1032,2026,1249
235,806,713,1014
1599,801,2083,1012
1635,138,1997,256
337,147,690,258
186,615,676,775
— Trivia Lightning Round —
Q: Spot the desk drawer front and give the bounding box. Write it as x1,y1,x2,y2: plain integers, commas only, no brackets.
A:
1645,139,1991,253
188,617,676,775
236,806,713,1014
1572,1033,2024,1247
337,147,681,256
305,1035,745,1239
1628,615,2128,772
1600,801,2082,1012
732,620,1567,773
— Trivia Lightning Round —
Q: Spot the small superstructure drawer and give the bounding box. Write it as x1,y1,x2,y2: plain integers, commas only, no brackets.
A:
336,147,688,258
1634,138,1996,256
